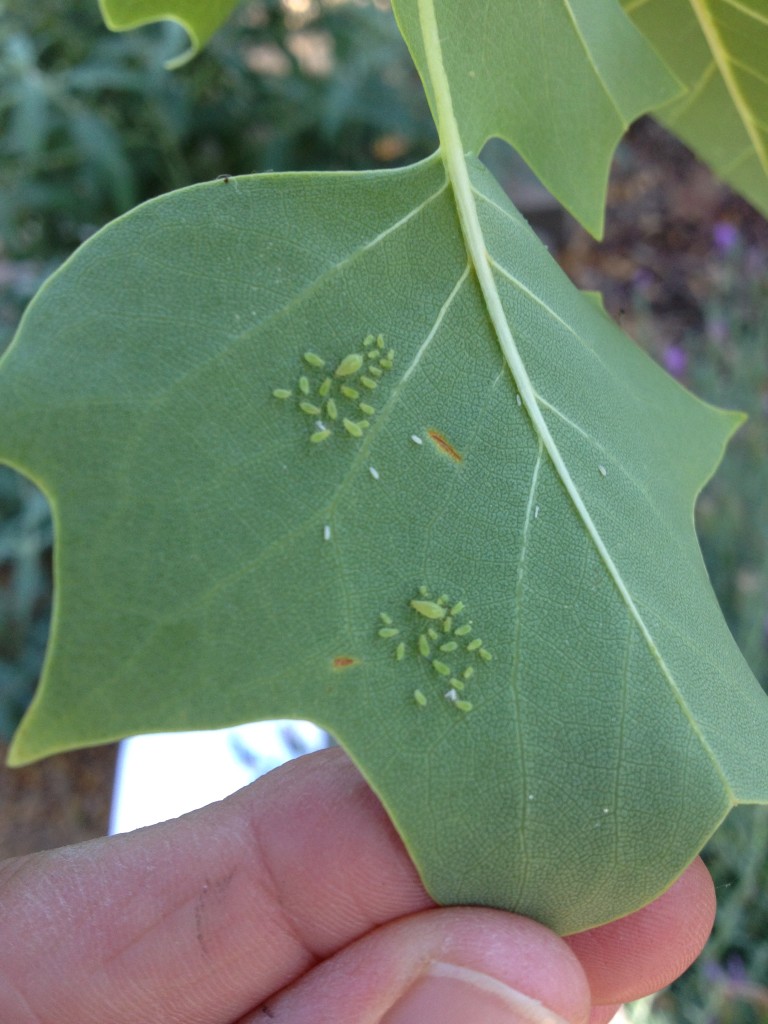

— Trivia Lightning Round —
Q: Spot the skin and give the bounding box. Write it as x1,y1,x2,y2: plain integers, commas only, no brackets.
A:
0,747,715,1024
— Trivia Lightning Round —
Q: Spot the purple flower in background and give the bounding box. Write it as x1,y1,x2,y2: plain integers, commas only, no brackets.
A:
663,343,688,378
712,220,740,253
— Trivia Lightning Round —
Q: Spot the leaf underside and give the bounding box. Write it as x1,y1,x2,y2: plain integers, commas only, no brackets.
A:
625,0,768,219
2,153,768,934
391,0,681,237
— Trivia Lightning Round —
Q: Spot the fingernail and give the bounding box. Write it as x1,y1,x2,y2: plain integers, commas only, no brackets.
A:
380,962,571,1024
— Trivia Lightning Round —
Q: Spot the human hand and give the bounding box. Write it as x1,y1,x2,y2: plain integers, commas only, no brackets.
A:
0,747,714,1024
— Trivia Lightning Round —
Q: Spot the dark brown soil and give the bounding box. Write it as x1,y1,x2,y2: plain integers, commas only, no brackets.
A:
0,741,116,858
558,118,768,355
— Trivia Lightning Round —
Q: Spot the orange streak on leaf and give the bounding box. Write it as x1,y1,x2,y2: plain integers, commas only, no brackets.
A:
427,429,463,462
332,656,359,670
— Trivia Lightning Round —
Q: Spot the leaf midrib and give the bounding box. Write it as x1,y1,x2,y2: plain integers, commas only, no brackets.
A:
415,0,732,796
689,0,768,175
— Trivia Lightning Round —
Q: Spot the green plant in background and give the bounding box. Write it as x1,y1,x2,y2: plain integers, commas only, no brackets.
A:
0,470,52,739
2,0,768,948
0,0,434,342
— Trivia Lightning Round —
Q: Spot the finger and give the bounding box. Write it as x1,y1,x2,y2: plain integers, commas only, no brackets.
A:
588,1006,622,1024
234,907,591,1024
0,746,713,1024
566,856,715,1005
0,747,430,1024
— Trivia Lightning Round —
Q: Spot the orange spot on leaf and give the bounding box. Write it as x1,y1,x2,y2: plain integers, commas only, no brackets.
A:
332,656,359,670
427,429,463,462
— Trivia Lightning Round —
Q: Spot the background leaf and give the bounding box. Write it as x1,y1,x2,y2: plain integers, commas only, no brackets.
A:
625,0,768,219
2,156,767,934
98,0,241,66
390,0,681,237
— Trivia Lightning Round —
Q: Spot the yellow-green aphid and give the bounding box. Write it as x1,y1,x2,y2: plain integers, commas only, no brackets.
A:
310,429,332,443
341,385,359,400
376,334,385,349
462,666,475,680
298,375,310,395
326,398,338,420
410,599,447,620
455,699,473,713
454,623,472,636
378,627,399,639
467,638,483,651
439,641,458,653
335,353,364,377
418,633,430,657
368,365,383,378
363,334,376,347
427,627,439,641
359,402,375,416
432,660,451,676
449,677,465,691
450,601,465,616
479,648,493,662
303,352,325,369
272,388,292,399
299,401,321,416
380,612,393,625
379,357,393,370
413,689,428,707
357,420,370,431
318,377,332,397
395,642,406,661
418,585,430,597
360,376,377,390
343,418,363,438
442,616,453,633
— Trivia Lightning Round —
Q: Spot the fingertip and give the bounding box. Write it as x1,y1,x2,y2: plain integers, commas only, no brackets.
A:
566,857,715,1005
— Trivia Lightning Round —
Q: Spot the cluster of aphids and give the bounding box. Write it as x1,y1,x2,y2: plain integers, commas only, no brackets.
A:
272,334,395,443
378,588,493,713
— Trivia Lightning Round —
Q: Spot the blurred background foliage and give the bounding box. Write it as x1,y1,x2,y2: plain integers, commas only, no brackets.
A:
0,1,767,1020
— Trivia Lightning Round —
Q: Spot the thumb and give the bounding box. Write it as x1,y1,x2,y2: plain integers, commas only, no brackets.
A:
236,906,592,1024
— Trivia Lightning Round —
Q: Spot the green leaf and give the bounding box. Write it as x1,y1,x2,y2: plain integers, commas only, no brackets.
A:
3,151,768,934
625,0,768,219
391,0,681,237
98,0,241,67
5,0,768,936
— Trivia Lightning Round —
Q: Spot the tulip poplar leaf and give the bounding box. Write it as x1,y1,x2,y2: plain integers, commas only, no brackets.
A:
98,0,240,67
2,0,768,937
625,0,768,219
3,150,768,934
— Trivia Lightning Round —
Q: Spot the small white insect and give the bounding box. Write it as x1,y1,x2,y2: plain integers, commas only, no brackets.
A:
323,524,332,541
444,687,459,702
516,394,522,407
410,434,423,446
598,464,607,477
534,505,540,519
369,466,380,480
